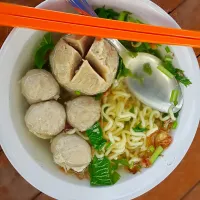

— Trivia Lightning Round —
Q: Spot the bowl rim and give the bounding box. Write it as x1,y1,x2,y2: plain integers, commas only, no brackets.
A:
0,0,200,200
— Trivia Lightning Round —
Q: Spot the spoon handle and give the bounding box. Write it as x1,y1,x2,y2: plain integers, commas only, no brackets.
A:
67,0,128,55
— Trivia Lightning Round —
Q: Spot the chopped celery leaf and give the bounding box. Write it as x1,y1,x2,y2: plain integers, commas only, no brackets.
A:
75,90,81,95
95,93,103,100
112,159,130,170
118,11,131,21
157,65,174,79
150,146,164,164
165,46,171,53
170,89,179,106
116,57,133,79
95,7,119,19
133,123,148,132
172,121,178,129
143,63,152,75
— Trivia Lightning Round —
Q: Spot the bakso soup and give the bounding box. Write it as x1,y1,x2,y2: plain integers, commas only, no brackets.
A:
21,7,192,186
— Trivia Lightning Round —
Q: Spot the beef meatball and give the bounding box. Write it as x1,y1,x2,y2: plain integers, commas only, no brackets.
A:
21,69,60,104
25,101,66,139
50,35,119,95
66,96,101,131
51,132,91,172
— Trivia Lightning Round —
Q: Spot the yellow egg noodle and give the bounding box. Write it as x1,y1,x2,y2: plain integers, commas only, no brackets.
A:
94,79,176,165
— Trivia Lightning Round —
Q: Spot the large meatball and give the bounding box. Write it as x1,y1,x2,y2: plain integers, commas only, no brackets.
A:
25,101,66,139
49,38,82,91
51,132,92,172
21,69,60,104
50,35,119,95
66,96,101,132
63,34,94,57
85,38,119,86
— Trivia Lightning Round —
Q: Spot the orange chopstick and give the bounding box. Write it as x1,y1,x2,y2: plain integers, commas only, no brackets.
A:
0,3,200,47
0,2,200,41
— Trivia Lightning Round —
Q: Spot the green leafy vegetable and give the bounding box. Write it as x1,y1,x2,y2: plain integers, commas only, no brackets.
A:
157,65,174,79
89,156,120,186
174,111,180,118
143,63,152,75
132,73,144,84
95,93,103,100
120,40,162,59
165,46,171,53
75,90,81,95
128,51,138,58
111,171,121,184
118,11,131,21
172,121,178,129
133,123,148,132
112,159,130,170
95,7,119,19
164,55,173,63
130,107,134,113
116,57,133,79
162,61,192,87
95,6,192,87
170,89,179,106
86,122,106,151
35,33,54,69
150,146,164,164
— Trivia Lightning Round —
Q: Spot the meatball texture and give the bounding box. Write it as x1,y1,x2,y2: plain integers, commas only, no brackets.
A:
25,101,66,139
21,69,60,104
66,96,101,132
50,35,119,95
51,132,91,172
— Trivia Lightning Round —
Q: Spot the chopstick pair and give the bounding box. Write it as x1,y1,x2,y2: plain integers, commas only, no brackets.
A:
0,2,200,47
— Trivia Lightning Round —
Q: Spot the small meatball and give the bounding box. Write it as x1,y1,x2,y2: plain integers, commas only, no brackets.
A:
86,38,119,85
66,96,100,131
51,132,91,172
25,101,66,139
63,35,94,57
21,69,60,104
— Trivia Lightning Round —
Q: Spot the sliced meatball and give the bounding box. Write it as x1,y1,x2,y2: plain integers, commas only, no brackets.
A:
25,101,66,139
63,35,94,57
70,60,107,95
50,35,119,95
86,38,119,84
21,69,60,104
66,96,101,131
50,38,82,90
51,132,91,172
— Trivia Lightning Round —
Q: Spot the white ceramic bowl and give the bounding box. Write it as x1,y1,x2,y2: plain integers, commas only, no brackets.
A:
0,0,200,199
